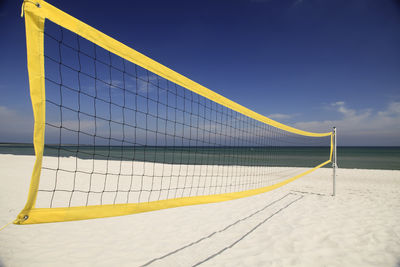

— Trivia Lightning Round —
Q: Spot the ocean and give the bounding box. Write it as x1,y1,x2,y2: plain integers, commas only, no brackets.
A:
0,144,399,170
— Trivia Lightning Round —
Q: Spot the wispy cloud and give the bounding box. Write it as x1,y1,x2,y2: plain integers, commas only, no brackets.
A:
291,0,304,8
125,75,159,93
137,75,158,93
293,101,400,145
268,113,296,120
0,106,33,142
331,101,357,117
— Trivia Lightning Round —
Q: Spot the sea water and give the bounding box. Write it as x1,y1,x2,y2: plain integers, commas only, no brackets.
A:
0,144,399,170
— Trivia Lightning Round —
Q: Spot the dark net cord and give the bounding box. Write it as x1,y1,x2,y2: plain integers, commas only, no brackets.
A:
36,21,332,208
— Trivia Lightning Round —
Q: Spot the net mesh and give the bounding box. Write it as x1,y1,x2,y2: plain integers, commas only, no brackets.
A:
35,21,331,208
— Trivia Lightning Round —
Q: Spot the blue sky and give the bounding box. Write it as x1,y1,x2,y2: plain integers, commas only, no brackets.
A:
0,0,399,145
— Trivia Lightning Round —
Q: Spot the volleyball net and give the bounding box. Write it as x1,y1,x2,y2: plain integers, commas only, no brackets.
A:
16,0,334,224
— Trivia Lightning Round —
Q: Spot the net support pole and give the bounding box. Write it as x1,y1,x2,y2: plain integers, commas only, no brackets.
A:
332,127,337,196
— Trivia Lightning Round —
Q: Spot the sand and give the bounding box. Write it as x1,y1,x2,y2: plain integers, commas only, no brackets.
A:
0,154,399,267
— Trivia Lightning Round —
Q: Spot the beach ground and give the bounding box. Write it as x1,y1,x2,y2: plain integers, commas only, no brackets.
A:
0,154,399,266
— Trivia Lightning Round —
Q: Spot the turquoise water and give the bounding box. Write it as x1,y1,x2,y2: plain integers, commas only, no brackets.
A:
0,144,399,170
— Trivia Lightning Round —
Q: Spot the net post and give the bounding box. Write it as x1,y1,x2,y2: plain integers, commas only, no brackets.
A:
332,127,337,196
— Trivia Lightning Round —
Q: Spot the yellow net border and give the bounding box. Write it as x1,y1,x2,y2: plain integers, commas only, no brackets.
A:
15,0,333,224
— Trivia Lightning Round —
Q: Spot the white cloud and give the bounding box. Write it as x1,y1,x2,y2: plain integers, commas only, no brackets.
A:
331,101,357,117
138,75,158,93
126,75,159,93
293,101,400,145
0,106,33,142
268,113,294,120
2,101,399,146
378,102,400,116
0,106,107,144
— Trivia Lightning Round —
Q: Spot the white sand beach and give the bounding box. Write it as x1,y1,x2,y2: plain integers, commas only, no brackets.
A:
0,154,399,267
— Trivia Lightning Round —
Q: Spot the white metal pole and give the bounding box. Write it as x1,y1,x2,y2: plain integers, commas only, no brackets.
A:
333,127,337,196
